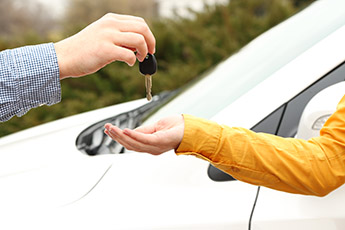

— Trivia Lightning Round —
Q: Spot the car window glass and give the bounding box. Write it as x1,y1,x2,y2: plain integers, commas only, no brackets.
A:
277,62,345,137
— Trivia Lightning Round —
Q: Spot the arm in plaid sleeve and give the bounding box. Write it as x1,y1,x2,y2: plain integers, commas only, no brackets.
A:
0,43,61,122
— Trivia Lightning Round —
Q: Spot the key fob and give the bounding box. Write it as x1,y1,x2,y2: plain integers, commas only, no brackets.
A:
139,54,157,76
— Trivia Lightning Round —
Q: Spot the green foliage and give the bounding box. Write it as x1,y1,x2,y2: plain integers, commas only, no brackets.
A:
0,0,57,46
62,0,158,36
0,0,315,137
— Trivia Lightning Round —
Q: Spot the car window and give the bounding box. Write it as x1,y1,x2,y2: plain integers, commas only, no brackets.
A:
144,0,345,123
277,61,345,137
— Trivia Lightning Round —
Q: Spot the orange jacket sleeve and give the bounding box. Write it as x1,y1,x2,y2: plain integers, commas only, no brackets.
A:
175,95,345,197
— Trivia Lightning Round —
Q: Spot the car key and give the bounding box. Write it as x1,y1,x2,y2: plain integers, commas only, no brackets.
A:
139,53,157,101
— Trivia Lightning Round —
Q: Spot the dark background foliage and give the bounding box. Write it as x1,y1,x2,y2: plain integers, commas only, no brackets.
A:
0,0,315,137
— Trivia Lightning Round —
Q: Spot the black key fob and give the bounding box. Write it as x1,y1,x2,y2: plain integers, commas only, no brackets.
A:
139,54,157,76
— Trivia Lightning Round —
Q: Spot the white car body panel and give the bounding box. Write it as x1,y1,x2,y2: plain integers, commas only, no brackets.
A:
0,99,147,210
0,99,146,175
213,22,345,128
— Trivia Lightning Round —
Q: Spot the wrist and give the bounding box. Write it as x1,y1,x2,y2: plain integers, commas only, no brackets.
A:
54,41,67,80
54,38,76,80
176,114,220,155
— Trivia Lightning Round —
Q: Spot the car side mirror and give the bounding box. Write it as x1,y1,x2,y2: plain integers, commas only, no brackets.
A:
296,81,345,140
207,164,236,182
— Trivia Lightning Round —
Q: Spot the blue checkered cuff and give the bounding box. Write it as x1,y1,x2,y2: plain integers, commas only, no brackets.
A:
0,43,61,122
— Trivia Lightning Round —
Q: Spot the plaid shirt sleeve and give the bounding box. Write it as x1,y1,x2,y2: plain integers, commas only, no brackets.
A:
0,43,61,122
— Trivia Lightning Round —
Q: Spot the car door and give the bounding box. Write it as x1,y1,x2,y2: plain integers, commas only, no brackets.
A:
208,61,345,229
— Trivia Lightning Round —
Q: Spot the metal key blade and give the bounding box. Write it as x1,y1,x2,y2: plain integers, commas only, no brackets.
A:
145,74,152,101
139,54,156,101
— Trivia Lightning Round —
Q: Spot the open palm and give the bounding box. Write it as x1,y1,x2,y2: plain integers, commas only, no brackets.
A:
104,115,184,155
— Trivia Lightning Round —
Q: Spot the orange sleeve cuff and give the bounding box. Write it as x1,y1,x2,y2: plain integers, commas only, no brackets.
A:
175,114,222,162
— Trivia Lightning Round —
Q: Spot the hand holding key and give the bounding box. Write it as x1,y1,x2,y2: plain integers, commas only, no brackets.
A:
55,13,156,79
139,53,157,101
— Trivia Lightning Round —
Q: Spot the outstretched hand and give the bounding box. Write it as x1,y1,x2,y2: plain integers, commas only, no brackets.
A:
54,13,156,79
104,115,184,155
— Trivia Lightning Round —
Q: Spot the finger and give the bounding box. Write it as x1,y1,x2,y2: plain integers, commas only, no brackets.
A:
121,131,169,155
105,123,155,135
105,126,134,149
104,129,118,141
104,129,110,136
106,128,166,155
105,124,123,135
104,13,146,23
133,124,157,134
110,128,157,153
124,47,137,52
123,128,159,145
112,19,156,54
104,123,113,130
109,133,136,151
108,45,137,66
105,124,164,154
105,129,127,149
112,32,148,62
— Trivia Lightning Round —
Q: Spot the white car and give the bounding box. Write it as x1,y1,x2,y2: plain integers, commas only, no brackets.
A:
1,0,345,229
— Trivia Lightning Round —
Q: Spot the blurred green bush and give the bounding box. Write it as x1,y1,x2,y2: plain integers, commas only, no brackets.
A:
0,0,315,137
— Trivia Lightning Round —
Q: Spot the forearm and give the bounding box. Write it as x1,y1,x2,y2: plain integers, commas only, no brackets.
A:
0,43,61,122
176,105,345,196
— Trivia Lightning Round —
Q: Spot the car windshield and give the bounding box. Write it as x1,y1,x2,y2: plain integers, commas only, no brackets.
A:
144,0,345,123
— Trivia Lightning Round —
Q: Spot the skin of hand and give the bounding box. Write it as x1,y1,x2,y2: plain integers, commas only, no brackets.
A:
104,115,185,155
54,13,156,79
